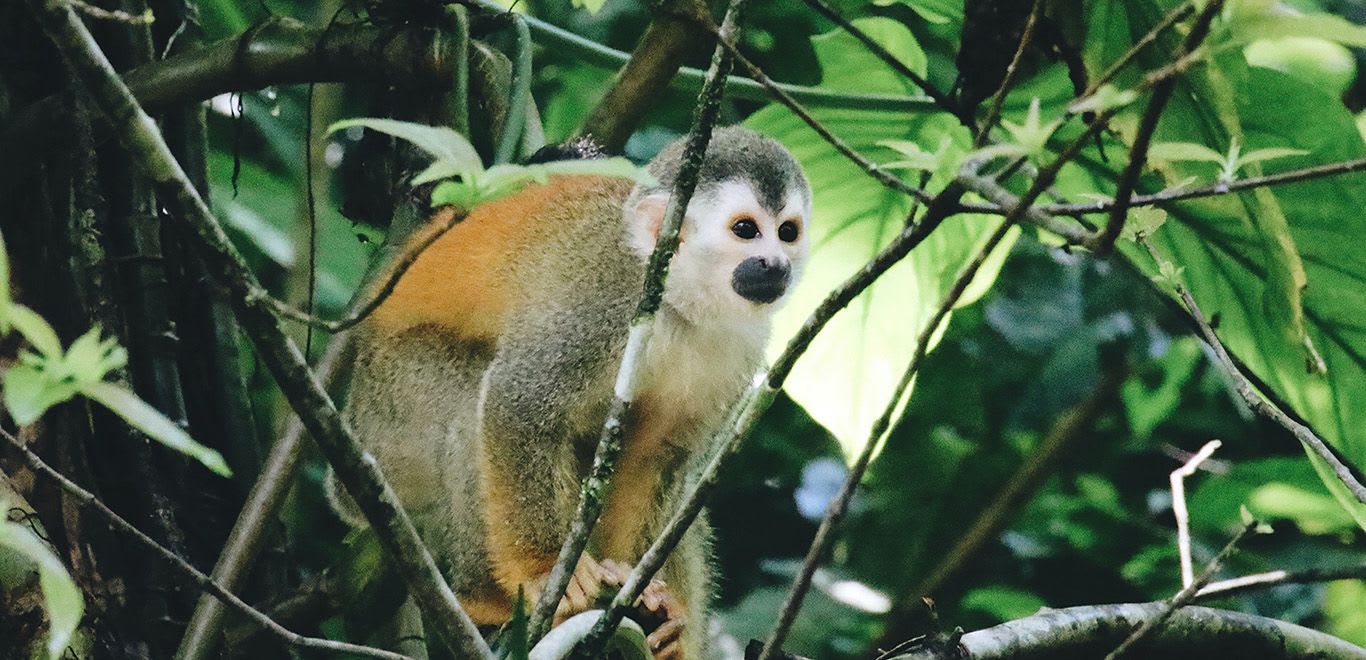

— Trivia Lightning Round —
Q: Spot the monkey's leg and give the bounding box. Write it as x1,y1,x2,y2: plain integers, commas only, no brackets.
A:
477,349,622,623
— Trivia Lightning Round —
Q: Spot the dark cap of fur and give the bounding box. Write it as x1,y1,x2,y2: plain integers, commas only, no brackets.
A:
640,126,809,213
522,135,611,164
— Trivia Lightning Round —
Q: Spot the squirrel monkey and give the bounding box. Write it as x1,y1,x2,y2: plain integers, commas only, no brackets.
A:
330,126,810,657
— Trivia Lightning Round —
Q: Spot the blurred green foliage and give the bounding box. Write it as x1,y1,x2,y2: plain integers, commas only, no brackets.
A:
177,0,1366,657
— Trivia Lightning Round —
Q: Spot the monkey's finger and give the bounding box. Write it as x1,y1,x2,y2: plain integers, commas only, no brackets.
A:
646,618,685,655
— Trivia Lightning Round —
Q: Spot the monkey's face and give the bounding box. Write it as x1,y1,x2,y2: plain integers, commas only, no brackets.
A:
662,179,811,322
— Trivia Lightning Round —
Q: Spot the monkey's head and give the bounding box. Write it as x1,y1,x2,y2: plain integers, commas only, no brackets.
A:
625,126,811,324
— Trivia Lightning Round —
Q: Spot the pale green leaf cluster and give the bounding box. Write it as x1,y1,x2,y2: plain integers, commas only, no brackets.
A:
1068,84,1139,115
326,118,653,210
971,98,1064,163
0,233,230,477
1148,138,1308,182
0,510,83,659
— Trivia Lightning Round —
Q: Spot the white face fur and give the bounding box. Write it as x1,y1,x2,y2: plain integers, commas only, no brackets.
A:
628,179,811,328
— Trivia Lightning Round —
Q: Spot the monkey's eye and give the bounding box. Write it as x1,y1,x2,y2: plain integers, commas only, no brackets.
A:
731,218,760,239
778,221,800,243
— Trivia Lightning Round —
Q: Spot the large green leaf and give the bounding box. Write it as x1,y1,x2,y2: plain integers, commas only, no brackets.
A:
747,18,1016,457
1081,2,1366,527
0,516,82,659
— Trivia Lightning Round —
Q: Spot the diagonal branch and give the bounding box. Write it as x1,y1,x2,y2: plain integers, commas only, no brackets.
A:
1095,0,1224,255
796,0,957,117
526,0,748,642
0,426,410,660
1140,240,1366,506
579,0,711,151
1106,522,1256,659
24,2,493,656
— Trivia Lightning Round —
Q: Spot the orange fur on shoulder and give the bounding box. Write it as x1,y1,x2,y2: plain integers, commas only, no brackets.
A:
370,175,630,339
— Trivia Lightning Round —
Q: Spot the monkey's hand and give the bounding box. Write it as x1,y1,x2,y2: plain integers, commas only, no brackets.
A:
535,554,624,626
600,560,687,660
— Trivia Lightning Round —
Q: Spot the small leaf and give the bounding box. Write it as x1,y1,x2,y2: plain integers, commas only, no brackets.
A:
0,515,83,659
430,181,482,209
1069,84,1139,114
411,159,477,186
1147,141,1227,164
999,98,1063,158
1122,207,1169,242
0,232,10,330
1237,146,1310,167
5,304,62,359
61,327,126,385
327,119,483,173
3,362,79,425
80,382,231,477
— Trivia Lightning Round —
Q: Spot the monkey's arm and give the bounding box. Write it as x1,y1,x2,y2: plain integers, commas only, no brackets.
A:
476,290,630,609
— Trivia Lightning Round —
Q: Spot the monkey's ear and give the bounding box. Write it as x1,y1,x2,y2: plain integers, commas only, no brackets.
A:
626,192,671,256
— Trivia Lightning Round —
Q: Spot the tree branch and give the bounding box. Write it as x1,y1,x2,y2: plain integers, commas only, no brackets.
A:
759,205,1020,660
885,603,1365,659
0,426,409,660
796,0,957,118
174,337,352,660
909,361,1125,597
527,0,747,643
1106,522,1255,659
1141,241,1366,506
579,0,710,151
1096,0,1223,255
1195,564,1366,601
24,2,493,655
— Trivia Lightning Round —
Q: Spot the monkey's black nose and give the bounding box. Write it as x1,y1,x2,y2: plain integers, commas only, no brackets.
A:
732,256,790,304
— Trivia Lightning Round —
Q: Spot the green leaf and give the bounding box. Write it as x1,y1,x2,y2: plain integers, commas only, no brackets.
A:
80,382,231,477
0,515,82,659
1221,8,1366,49
5,304,62,359
1115,63,1366,528
327,119,483,173
748,18,1015,457
2,362,79,426
1068,84,1139,115
1147,141,1227,164
0,233,10,330
60,327,127,385
430,181,482,209
1237,146,1311,167
999,98,1064,159
1122,207,1168,242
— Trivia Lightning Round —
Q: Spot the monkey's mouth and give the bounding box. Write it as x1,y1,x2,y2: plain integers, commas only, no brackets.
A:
732,257,790,304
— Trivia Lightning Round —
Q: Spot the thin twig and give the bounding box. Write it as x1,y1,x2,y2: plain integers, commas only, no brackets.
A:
25,2,493,655
175,337,353,660
64,0,153,24
1170,440,1222,588
911,362,1125,597
526,0,748,642
265,209,463,331
1139,240,1366,506
1194,564,1366,601
0,427,410,660
1082,0,1195,98
1027,155,1366,216
758,215,1021,660
1096,0,1224,255
1106,522,1257,660
974,0,1043,146
796,0,956,116
704,24,934,205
